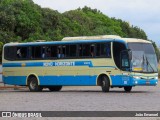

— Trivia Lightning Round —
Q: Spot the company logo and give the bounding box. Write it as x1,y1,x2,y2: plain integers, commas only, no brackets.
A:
2,112,11,117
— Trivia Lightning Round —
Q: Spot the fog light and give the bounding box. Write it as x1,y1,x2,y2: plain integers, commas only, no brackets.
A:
135,81,138,84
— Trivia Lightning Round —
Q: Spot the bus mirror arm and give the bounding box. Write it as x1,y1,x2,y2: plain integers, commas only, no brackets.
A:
127,49,132,60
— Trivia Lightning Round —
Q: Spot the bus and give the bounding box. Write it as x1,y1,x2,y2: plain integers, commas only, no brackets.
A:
2,35,158,92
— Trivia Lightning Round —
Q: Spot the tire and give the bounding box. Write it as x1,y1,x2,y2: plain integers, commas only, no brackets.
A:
49,86,62,92
28,77,42,92
101,76,110,92
124,86,132,92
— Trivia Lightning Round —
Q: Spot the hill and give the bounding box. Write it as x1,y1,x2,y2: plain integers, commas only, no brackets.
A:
0,0,159,62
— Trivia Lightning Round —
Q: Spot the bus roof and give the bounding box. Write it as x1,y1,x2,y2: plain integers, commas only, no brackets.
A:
4,35,152,46
62,35,121,41
62,35,151,43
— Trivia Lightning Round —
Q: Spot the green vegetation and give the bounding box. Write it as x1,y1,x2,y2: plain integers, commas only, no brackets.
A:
0,42,3,62
152,42,160,61
0,0,159,63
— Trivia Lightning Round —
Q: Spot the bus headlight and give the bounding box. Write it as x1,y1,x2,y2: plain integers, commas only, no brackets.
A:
155,77,158,80
133,76,140,79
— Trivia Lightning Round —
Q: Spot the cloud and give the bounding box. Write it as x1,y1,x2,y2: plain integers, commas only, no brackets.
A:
33,0,160,45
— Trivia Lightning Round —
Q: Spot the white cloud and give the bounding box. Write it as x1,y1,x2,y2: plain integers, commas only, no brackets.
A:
33,0,160,46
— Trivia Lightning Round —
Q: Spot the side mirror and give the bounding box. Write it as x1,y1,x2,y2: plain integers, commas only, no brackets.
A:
128,49,132,60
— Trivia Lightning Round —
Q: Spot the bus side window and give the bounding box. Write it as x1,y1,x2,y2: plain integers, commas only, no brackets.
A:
101,43,111,58
78,45,82,57
62,45,67,58
41,46,46,58
57,46,61,58
66,45,70,58
4,46,16,60
83,44,90,57
70,45,77,57
96,43,101,57
17,48,22,58
16,47,28,59
106,43,111,58
51,46,57,58
101,44,106,56
46,47,51,58
90,44,95,57
31,46,42,59
56,45,67,58
66,45,77,58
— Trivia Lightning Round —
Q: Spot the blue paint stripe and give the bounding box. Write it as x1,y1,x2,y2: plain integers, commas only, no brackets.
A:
3,75,97,86
2,61,116,68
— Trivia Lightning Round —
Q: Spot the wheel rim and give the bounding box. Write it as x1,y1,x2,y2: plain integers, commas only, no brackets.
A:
30,80,37,90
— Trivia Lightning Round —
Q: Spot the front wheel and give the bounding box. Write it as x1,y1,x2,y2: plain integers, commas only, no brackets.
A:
28,77,42,92
124,86,132,92
101,76,110,92
49,86,62,92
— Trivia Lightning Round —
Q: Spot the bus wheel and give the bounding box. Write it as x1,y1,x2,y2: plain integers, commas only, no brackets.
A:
101,76,110,92
124,86,132,92
48,86,62,92
28,77,42,92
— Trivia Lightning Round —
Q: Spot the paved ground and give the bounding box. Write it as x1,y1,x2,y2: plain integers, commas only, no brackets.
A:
0,82,160,120
0,82,160,111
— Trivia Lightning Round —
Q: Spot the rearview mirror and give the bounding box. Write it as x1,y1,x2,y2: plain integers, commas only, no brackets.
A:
128,49,132,60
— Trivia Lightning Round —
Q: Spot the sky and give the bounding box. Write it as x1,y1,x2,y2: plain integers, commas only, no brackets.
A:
33,0,160,47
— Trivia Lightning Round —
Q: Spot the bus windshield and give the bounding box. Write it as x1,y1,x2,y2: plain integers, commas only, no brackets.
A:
128,42,158,73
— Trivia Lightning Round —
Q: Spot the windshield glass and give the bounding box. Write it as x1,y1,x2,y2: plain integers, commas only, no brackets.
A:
128,42,158,73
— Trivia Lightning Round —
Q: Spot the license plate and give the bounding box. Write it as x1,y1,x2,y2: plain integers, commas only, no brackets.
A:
146,81,150,84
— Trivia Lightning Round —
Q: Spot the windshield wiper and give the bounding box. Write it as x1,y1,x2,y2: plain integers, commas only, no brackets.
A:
145,56,155,72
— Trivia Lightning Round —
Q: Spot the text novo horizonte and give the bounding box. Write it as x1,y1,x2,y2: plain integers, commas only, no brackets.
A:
43,62,75,67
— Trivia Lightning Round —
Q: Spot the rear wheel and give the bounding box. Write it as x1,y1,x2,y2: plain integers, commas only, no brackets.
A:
28,77,42,92
49,86,62,92
101,76,110,92
124,86,132,92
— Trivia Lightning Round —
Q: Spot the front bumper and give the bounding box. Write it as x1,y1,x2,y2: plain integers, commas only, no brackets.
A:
133,78,158,86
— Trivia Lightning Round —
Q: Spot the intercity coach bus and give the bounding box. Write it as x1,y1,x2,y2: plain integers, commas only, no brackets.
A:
2,35,158,92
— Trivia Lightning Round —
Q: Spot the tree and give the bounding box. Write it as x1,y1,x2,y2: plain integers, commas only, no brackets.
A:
152,42,160,61
0,0,42,41
0,42,3,63
0,31,21,43
0,0,159,61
